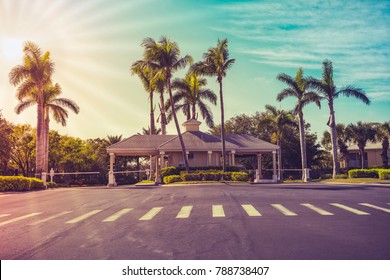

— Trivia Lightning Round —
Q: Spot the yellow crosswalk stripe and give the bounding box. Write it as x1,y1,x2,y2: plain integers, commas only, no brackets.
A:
0,212,42,227
358,203,390,213
102,208,133,222
329,203,370,215
241,204,262,216
271,204,298,216
300,204,334,215
29,211,73,226
176,206,193,219
65,210,102,224
139,207,163,221
212,205,225,217
0,214,11,218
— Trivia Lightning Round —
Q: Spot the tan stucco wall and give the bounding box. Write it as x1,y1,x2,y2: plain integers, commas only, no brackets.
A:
165,151,222,167
343,148,389,168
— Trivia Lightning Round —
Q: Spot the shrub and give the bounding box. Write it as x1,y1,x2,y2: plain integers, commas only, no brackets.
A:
320,174,332,180
46,182,58,188
335,174,348,179
163,175,182,184
203,172,222,181
348,169,379,178
378,169,390,180
231,172,248,181
181,173,203,181
0,176,45,192
161,166,179,178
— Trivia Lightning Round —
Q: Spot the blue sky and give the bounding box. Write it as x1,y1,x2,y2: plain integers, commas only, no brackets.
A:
1,0,389,140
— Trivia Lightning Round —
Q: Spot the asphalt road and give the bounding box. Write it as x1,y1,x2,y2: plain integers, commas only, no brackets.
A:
0,183,389,260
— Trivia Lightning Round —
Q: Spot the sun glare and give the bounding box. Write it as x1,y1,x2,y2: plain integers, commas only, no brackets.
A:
1,38,23,60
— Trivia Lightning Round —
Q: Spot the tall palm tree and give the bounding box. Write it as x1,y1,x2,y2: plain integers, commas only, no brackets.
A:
276,68,321,181
165,70,217,127
374,122,390,168
260,105,296,180
347,121,377,169
131,63,157,135
191,38,235,172
9,41,54,174
307,59,370,178
139,37,193,172
15,82,80,172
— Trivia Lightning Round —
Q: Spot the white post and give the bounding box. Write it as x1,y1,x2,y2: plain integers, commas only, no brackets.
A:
50,168,55,183
303,168,310,182
155,155,161,184
208,151,212,167
272,151,277,182
231,150,236,166
149,156,155,180
107,153,116,187
41,172,47,188
255,153,262,182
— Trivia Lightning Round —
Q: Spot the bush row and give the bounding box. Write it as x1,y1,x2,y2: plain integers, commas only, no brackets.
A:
348,169,390,179
0,176,45,192
163,171,248,184
161,166,242,180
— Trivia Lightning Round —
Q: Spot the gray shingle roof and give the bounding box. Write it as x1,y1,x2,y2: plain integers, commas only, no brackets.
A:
225,134,279,152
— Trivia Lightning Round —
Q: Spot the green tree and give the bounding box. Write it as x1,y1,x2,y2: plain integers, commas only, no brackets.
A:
374,122,390,168
0,112,13,174
9,124,35,176
276,68,321,180
166,70,217,127
307,59,370,178
259,105,296,180
139,37,193,172
347,121,377,169
191,38,235,172
321,123,350,169
9,41,55,174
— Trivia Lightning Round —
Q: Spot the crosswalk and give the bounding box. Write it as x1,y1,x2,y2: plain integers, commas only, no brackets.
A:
0,202,389,227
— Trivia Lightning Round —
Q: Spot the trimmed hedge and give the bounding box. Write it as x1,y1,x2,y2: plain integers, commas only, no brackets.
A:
231,172,249,181
161,166,242,181
163,175,182,184
0,176,45,192
180,171,248,182
348,169,379,178
378,169,390,180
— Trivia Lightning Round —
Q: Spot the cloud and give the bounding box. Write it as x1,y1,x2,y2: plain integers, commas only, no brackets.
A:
214,0,390,101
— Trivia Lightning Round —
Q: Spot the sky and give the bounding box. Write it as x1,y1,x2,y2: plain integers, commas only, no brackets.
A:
1,0,389,141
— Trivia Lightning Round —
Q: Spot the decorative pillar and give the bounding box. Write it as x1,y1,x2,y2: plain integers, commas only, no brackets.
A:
107,153,117,187
208,151,212,167
160,152,165,169
231,150,236,166
272,151,277,182
255,153,263,182
149,156,155,180
155,154,161,184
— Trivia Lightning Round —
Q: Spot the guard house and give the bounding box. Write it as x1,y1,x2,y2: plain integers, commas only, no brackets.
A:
107,119,279,185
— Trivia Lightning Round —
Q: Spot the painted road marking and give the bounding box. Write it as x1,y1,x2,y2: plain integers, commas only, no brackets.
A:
358,203,390,213
65,210,102,224
0,195,10,198
212,205,225,217
176,206,193,219
102,208,133,222
271,204,298,216
329,203,370,215
300,204,334,215
139,207,163,221
0,214,11,218
0,212,42,227
241,204,262,217
29,211,73,226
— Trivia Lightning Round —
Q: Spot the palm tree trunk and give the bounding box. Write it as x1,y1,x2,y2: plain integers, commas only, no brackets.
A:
277,139,283,180
159,92,167,135
191,104,196,120
298,112,308,180
149,91,155,135
381,137,389,168
218,79,227,172
43,108,50,173
36,85,45,176
329,102,340,178
168,78,189,172
359,146,365,169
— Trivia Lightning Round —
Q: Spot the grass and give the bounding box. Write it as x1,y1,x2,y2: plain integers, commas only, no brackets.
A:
320,178,390,184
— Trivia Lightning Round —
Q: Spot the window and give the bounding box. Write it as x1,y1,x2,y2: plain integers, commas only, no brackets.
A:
188,152,194,160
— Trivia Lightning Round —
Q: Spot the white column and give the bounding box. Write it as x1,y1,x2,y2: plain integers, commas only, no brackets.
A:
108,153,116,187
208,151,212,167
231,150,236,166
149,156,155,180
155,155,161,184
255,153,262,183
216,153,219,166
272,151,277,182
160,152,165,169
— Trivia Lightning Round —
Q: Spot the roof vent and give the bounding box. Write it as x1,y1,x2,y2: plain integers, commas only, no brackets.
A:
182,119,201,132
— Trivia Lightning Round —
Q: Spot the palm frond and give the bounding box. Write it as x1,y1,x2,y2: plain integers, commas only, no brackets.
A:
338,86,370,105
15,100,35,114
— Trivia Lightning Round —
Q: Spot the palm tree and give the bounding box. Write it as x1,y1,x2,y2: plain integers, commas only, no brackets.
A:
260,105,296,180
374,122,390,168
321,123,350,169
307,59,370,178
165,70,217,127
138,126,162,135
276,68,321,181
9,41,54,174
191,38,235,172
347,121,377,169
131,63,157,135
15,82,80,172
138,37,193,172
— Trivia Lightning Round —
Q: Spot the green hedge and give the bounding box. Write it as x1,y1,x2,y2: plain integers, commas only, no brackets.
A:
231,172,249,181
180,171,248,182
161,166,241,181
378,170,390,180
0,176,45,192
348,169,379,178
163,175,182,184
